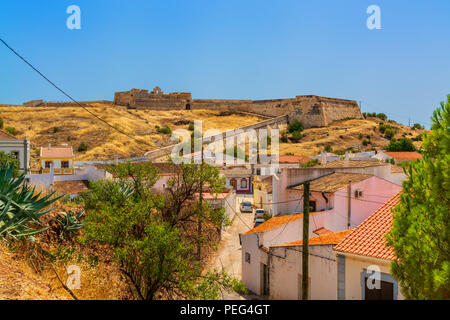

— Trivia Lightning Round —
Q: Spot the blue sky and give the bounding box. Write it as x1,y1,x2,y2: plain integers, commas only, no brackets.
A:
1,0,449,127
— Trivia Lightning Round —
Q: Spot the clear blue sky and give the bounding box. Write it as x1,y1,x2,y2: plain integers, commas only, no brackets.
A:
1,0,449,127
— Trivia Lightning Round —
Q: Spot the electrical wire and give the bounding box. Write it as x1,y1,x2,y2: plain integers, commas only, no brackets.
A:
0,37,153,150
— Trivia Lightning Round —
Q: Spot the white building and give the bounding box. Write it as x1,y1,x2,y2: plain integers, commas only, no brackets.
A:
40,144,74,175
0,129,30,173
334,193,405,300
239,171,402,297
269,229,352,299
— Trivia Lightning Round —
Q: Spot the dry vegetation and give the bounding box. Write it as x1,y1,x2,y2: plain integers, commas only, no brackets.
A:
0,103,265,168
279,117,425,156
0,196,131,300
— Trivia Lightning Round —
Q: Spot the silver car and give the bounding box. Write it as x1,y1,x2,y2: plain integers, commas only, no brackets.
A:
255,208,265,219
240,201,253,213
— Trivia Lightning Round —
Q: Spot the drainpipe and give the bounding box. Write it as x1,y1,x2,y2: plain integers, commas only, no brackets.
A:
321,192,329,209
347,180,352,229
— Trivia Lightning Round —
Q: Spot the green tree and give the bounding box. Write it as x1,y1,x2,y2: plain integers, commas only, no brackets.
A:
385,137,416,151
386,95,450,299
288,120,303,133
290,131,302,143
0,151,20,176
82,162,240,300
77,141,88,152
5,126,17,135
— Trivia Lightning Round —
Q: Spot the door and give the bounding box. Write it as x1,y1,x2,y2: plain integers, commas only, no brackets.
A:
364,278,394,300
230,179,237,190
261,264,269,296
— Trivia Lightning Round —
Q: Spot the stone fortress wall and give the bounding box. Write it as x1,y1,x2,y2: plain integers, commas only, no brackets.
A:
114,86,363,128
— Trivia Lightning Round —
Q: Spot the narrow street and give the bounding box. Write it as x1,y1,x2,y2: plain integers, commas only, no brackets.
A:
208,194,255,300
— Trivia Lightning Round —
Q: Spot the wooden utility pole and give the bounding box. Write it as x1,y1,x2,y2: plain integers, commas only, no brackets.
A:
302,181,310,300
198,143,203,260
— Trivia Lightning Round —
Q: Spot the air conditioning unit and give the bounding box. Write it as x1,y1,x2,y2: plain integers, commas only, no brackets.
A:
355,189,363,198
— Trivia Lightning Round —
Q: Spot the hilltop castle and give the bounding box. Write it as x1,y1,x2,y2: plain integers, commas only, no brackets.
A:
114,87,363,128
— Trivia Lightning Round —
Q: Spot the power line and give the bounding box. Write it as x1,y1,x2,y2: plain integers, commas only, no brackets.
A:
0,37,153,150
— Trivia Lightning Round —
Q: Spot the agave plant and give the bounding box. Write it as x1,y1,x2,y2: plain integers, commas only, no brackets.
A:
0,165,61,241
56,211,85,240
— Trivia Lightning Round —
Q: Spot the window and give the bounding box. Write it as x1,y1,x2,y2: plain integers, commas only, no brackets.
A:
10,151,19,159
245,252,251,264
45,161,53,168
241,179,247,189
61,160,69,168
309,200,317,212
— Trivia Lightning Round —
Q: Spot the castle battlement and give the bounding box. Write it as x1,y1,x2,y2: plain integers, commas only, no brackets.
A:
113,87,363,128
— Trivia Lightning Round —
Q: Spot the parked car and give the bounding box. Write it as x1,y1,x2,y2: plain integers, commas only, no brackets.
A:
240,201,253,213
254,218,265,227
255,208,265,219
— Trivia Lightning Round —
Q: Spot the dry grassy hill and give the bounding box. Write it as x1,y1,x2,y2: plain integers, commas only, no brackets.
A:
279,117,425,156
0,103,424,168
0,103,265,168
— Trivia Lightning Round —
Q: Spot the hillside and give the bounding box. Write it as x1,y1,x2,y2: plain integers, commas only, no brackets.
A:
279,117,425,156
0,103,265,169
0,103,424,168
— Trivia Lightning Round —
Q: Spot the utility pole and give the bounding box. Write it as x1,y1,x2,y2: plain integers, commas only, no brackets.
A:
198,140,204,261
302,181,310,300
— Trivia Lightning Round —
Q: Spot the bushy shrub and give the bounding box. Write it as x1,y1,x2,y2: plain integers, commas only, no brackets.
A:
5,126,17,135
384,128,395,139
156,125,172,135
288,120,303,133
77,141,88,152
290,131,302,142
386,137,416,152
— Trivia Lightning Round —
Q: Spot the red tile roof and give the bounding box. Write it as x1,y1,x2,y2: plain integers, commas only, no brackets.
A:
245,212,322,235
313,227,332,236
0,130,19,141
52,180,89,195
272,229,353,247
279,155,312,164
40,146,73,158
334,193,401,260
385,152,422,161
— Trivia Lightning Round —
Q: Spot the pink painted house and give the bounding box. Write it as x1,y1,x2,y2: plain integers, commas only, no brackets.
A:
240,171,401,297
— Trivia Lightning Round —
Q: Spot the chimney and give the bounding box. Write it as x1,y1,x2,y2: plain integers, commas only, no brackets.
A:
48,143,51,150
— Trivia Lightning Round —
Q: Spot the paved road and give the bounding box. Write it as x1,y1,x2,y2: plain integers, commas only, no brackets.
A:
208,194,255,300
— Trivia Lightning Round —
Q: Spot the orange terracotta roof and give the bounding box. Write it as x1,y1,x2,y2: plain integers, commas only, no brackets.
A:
279,155,312,164
0,129,19,141
52,180,89,195
40,146,73,158
333,193,401,260
245,212,322,235
273,229,353,247
385,152,422,161
313,227,332,236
